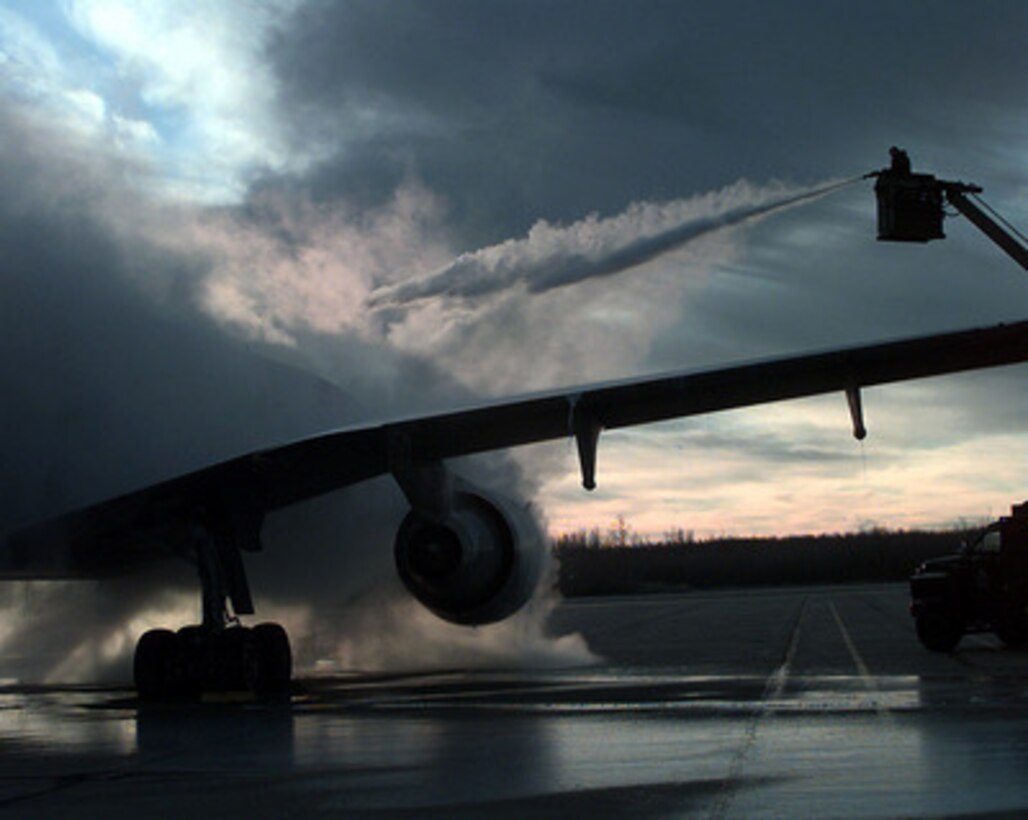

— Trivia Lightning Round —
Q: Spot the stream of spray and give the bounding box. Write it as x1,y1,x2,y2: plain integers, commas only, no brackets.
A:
369,177,860,307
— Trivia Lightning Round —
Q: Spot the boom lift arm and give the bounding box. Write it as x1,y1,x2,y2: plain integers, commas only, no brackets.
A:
943,185,1028,270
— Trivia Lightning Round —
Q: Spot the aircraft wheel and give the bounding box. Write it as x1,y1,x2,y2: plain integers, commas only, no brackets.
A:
246,623,292,697
176,625,208,695
213,627,253,691
134,629,183,700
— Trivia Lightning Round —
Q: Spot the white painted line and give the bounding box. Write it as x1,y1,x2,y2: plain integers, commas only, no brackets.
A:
829,598,892,721
765,600,803,703
708,597,807,820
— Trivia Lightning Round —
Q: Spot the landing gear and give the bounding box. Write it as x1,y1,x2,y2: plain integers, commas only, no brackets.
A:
134,623,292,699
133,516,292,700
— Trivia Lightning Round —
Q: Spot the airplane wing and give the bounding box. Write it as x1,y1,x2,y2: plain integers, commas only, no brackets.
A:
4,319,1028,578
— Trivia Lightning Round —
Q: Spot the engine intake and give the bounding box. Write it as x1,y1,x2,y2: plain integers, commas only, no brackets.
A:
394,490,544,626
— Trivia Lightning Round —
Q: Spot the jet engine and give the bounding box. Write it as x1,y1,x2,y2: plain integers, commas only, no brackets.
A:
394,490,545,626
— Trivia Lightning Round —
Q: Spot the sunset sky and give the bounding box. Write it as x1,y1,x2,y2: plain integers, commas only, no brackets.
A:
1,0,1026,540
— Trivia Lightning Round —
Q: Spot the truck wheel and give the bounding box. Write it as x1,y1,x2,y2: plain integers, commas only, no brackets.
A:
916,611,963,652
996,613,1028,648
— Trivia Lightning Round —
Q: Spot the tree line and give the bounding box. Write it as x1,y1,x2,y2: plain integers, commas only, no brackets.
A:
552,521,978,596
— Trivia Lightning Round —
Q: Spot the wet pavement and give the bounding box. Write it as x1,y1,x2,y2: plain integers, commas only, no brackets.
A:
3,583,1028,818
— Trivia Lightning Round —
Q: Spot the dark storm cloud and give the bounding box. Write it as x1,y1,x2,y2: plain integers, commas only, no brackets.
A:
0,107,353,526
267,0,1027,247
260,0,1027,385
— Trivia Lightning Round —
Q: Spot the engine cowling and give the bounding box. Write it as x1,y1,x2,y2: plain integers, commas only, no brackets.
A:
394,490,545,625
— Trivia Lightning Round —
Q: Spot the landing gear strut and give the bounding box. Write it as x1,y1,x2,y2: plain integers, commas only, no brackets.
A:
133,521,292,699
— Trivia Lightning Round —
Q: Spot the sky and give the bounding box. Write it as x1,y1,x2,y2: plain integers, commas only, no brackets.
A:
1,0,1026,552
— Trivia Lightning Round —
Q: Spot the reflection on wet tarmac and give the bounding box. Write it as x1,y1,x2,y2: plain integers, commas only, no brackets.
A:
0,688,136,754
4,584,1028,817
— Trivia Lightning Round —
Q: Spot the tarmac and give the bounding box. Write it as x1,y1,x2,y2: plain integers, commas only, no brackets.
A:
4,582,1028,818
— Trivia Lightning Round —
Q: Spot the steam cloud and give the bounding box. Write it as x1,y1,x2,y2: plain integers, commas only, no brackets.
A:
0,104,594,684
370,178,856,307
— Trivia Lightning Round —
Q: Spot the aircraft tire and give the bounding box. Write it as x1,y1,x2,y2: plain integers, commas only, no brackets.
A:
214,626,253,692
247,622,292,697
176,625,208,695
134,628,183,700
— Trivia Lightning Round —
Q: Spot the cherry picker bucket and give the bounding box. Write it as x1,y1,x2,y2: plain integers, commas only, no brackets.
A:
874,171,946,243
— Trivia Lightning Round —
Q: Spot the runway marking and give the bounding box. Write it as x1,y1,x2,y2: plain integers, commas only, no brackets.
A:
829,598,892,721
765,598,804,703
707,595,807,820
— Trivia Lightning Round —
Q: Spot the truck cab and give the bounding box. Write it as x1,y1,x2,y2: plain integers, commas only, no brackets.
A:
910,502,1028,651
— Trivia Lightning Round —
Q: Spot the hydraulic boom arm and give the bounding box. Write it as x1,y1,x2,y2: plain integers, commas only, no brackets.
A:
943,185,1028,270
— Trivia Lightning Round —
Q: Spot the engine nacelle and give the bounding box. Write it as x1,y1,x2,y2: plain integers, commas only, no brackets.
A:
394,490,545,626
